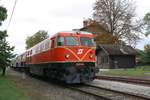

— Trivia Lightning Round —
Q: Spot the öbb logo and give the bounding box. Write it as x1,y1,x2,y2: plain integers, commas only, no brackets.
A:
77,49,83,54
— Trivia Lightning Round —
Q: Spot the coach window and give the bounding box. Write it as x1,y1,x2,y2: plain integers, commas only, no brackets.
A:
28,51,30,56
30,50,32,55
57,37,64,46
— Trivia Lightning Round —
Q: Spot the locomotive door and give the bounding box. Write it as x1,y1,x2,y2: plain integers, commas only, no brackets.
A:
51,39,55,48
51,38,56,61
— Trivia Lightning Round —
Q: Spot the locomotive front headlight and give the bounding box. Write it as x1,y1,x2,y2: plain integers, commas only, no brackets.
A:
90,54,93,58
65,54,70,58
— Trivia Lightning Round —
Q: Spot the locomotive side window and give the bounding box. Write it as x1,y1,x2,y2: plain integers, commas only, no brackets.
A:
57,37,64,46
66,36,79,46
80,37,95,46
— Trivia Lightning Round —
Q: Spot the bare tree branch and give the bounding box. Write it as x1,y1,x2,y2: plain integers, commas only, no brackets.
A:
93,0,141,46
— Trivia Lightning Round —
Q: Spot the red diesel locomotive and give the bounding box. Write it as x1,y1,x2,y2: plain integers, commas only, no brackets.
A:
25,31,97,83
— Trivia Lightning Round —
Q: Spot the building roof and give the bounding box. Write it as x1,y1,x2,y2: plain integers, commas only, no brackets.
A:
97,44,138,55
79,21,108,34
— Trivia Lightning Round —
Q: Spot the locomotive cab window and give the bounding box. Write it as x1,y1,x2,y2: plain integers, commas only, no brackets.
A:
57,37,65,46
80,37,95,46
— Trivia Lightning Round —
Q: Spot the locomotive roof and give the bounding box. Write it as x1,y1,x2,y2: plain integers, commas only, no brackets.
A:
58,31,93,34
26,31,94,51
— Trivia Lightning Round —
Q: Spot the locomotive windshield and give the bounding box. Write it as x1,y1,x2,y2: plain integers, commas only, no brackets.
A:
57,36,79,46
57,36,95,46
66,36,79,46
80,37,95,46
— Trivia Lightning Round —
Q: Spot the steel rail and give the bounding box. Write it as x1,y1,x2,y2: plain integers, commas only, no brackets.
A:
66,85,112,100
96,76,150,85
85,84,150,100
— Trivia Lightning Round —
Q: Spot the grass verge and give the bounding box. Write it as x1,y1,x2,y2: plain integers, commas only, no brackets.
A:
101,65,150,77
0,75,30,100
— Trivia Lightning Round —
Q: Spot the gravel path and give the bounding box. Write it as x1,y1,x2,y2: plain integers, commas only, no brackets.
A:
7,69,100,100
88,79,150,98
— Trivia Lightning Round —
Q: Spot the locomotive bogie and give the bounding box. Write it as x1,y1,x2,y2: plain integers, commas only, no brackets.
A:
27,62,96,83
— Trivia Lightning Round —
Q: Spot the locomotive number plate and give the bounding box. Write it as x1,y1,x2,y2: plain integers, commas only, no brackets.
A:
76,63,84,66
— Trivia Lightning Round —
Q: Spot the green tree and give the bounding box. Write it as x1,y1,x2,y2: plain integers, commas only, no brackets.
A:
0,6,7,26
137,44,150,65
144,44,150,64
26,30,49,49
143,12,150,36
0,31,14,75
0,6,14,76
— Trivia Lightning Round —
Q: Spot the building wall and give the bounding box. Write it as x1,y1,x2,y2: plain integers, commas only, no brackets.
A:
109,55,136,69
97,50,110,69
97,49,136,69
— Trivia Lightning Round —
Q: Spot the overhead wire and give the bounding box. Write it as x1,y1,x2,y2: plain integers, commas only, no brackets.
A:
7,0,18,29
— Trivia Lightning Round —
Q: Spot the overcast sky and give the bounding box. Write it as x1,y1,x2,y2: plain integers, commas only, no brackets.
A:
0,0,150,54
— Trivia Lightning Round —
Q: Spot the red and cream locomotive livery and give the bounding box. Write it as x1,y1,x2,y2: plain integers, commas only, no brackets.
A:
26,31,97,83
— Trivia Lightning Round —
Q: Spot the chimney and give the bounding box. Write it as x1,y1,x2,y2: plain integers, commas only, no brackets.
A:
83,20,88,27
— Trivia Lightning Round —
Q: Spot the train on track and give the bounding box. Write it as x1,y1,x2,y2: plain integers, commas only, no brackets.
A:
11,31,98,83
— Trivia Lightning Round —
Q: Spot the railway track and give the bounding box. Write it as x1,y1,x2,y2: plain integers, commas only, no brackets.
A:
11,70,150,100
96,76,150,85
68,84,150,100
